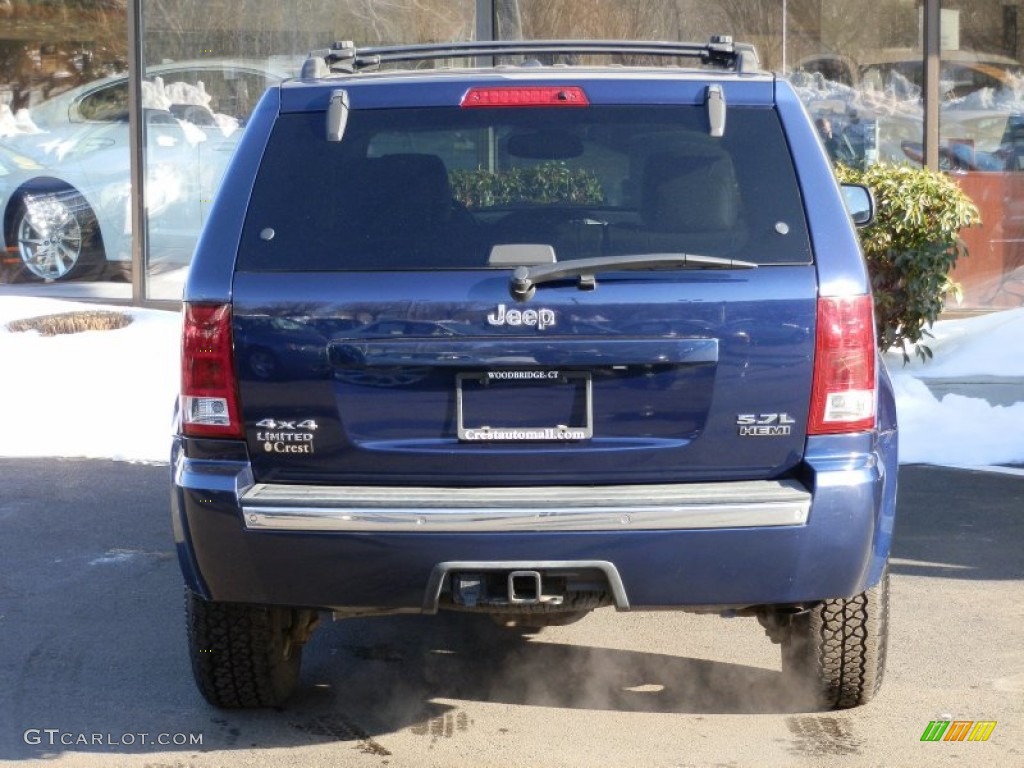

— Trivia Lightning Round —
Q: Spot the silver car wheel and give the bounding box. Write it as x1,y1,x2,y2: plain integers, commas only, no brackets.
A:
15,193,87,281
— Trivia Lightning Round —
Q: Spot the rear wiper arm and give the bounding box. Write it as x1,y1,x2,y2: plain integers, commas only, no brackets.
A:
509,253,757,302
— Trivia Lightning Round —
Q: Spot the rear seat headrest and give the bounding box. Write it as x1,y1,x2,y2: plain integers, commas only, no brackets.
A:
363,153,453,231
641,149,739,233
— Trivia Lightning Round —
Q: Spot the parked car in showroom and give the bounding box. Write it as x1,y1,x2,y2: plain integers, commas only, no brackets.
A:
796,48,1023,101
0,60,289,282
794,47,1024,169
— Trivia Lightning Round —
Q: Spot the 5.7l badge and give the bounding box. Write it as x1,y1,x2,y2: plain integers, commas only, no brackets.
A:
736,413,795,437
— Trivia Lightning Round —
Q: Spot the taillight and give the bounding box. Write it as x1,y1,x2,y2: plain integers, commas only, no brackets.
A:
181,303,243,439
808,295,877,435
460,86,589,108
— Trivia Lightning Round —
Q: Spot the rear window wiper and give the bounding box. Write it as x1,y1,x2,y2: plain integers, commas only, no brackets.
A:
509,253,757,301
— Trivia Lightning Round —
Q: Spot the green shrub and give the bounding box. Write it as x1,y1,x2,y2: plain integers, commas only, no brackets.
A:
450,163,604,208
836,163,980,363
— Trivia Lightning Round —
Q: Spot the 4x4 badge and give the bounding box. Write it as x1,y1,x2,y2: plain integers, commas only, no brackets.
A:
487,303,556,330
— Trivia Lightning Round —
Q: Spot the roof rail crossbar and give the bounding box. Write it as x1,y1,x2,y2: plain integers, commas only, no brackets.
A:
303,36,760,76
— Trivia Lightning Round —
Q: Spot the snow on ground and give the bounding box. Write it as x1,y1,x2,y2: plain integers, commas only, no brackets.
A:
885,308,1024,378
883,308,1024,466
0,297,179,463
0,296,1021,467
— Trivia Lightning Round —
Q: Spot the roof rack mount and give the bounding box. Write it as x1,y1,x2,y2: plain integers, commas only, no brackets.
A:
301,36,760,78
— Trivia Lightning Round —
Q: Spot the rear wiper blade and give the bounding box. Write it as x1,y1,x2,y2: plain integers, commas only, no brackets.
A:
509,253,757,302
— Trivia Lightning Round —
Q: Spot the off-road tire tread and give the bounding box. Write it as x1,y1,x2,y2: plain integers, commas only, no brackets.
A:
783,569,889,709
185,588,302,709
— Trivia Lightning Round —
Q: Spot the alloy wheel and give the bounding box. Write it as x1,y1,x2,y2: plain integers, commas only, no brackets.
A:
16,194,86,280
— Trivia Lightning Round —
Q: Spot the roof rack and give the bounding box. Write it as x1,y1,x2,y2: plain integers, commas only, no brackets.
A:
301,36,760,78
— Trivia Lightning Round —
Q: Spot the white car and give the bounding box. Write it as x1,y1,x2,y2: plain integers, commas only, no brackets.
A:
0,60,289,282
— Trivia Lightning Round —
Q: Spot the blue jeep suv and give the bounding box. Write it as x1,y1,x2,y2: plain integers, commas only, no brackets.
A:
171,38,897,710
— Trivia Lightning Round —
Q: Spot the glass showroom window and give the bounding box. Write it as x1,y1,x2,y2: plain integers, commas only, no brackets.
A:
0,1,130,296
789,0,1024,312
939,1,1024,310
141,0,476,301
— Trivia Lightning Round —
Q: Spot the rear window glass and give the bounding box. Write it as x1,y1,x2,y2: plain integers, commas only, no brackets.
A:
240,105,811,271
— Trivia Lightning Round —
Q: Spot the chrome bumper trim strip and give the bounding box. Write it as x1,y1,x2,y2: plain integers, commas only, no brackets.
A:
241,480,809,533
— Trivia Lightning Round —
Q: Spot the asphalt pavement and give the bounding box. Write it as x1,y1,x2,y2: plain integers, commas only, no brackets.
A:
0,459,1022,767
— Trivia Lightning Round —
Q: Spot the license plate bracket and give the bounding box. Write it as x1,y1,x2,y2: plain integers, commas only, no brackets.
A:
456,371,592,442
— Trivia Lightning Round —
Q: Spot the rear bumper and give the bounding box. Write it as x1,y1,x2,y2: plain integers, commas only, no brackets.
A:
171,429,897,611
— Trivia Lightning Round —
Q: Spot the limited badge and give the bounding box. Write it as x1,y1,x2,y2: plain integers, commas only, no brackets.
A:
254,418,318,454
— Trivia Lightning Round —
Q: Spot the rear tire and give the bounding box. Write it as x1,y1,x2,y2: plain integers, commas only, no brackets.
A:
781,569,890,709
185,588,314,708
